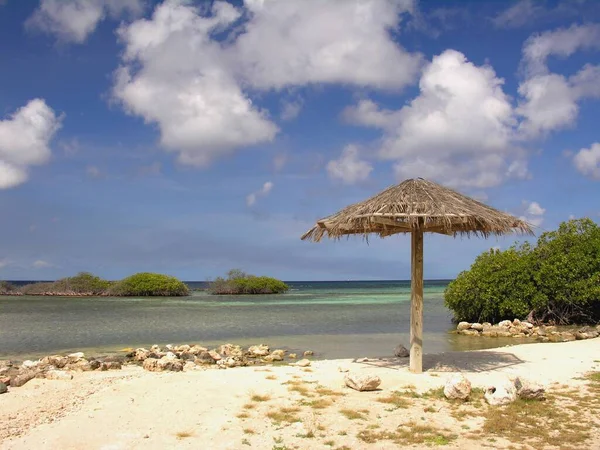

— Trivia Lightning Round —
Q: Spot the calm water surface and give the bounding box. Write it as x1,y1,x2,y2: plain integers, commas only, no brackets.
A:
0,280,528,360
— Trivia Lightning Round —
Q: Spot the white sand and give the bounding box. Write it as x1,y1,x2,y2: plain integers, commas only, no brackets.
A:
1,339,599,450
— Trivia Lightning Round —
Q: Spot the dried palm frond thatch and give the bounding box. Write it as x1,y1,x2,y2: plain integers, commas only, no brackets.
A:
301,178,533,242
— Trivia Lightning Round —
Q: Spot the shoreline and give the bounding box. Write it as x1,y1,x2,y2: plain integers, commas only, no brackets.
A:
1,339,599,449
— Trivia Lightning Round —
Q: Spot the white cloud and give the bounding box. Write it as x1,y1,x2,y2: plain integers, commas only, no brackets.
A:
492,0,545,29
573,142,600,179
327,144,373,184
492,0,584,30
113,0,423,167
236,0,421,91
280,98,303,121
516,24,600,137
246,181,274,206
113,1,278,167
26,0,145,43
516,73,578,136
33,259,53,269
0,99,62,189
519,200,546,227
344,50,523,189
521,23,600,77
526,201,546,216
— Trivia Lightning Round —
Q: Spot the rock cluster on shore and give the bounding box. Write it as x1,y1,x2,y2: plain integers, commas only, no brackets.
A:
0,352,123,390
0,343,314,393
455,319,600,342
443,373,546,405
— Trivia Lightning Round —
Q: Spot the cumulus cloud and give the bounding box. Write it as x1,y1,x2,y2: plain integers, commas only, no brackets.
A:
246,181,274,207
573,142,600,179
327,144,373,184
32,259,54,268
236,0,421,91
521,23,600,77
113,0,421,167
26,0,145,43
344,50,525,189
113,1,278,167
517,24,600,137
520,200,546,227
0,99,62,189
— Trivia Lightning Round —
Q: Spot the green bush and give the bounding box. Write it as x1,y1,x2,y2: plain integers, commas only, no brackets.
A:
57,272,111,294
19,272,111,295
109,272,189,297
532,219,600,323
444,218,600,324
209,269,288,295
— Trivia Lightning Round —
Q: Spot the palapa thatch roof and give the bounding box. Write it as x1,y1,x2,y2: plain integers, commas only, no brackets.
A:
301,178,533,242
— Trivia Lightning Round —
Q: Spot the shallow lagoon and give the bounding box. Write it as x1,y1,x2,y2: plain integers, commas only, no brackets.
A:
0,280,529,360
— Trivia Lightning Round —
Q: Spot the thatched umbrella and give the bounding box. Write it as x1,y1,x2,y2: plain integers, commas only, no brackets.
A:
301,178,533,373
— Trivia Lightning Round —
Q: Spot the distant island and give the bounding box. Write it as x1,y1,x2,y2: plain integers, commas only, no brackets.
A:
207,269,289,295
0,272,189,297
0,270,289,297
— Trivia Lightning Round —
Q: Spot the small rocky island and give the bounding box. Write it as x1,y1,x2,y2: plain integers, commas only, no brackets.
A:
0,272,189,297
207,269,288,295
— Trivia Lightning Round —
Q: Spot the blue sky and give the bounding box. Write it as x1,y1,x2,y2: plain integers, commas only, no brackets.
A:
1,0,600,281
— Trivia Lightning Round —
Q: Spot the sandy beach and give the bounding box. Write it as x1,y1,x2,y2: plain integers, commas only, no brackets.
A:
1,339,599,450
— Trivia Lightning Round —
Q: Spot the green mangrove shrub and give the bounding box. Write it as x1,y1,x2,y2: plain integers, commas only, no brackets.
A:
444,218,600,325
209,269,288,295
109,272,190,297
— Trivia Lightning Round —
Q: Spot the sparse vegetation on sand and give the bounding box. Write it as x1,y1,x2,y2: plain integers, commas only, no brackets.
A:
233,368,600,449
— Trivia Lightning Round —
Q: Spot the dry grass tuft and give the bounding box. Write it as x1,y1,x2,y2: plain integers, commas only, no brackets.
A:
358,422,456,446
250,394,271,402
175,431,194,440
340,408,369,420
301,398,332,409
266,406,302,424
315,386,345,397
377,391,413,409
476,385,600,450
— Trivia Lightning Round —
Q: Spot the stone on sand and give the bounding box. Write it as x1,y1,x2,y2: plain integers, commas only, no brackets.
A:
443,373,471,400
344,373,381,392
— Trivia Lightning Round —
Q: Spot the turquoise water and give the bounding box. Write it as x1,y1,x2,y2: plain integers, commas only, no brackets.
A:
0,280,524,360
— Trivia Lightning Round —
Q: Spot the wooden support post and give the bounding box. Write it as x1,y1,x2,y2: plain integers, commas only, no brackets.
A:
410,227,424,374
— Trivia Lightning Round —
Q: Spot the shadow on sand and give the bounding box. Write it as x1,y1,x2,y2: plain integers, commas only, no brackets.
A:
354,351,525,373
